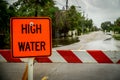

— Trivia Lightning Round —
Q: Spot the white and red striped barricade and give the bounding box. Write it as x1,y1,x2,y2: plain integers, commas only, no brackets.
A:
0,49,120,64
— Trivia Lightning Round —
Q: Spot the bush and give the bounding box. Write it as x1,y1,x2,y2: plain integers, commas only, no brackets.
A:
113,34,120,40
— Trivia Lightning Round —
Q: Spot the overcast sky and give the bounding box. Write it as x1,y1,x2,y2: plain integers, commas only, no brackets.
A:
7,0,120,28
54,0,120,28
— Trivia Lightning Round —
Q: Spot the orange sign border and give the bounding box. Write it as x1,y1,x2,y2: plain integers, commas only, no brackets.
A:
10,17,52,58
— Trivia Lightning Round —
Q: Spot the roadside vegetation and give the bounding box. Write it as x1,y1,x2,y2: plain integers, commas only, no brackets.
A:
113,34,120,40
1,0,120,49
1,0,119,48
101,17,120,40
0,0,100,49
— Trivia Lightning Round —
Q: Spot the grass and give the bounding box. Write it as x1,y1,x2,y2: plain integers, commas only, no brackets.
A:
113,34,120,40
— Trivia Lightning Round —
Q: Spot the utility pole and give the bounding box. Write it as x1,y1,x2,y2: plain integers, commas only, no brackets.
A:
66,0,68,10
35,0,41,17
63,0,68,37
81,14,84,35
35,0,38,17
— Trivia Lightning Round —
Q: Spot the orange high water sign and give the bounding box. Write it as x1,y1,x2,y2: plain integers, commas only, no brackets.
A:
10,17,52,58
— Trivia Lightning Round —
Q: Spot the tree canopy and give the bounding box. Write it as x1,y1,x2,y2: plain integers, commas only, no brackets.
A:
101,21,112,32
113,17,120,33
101,17,120,33
1,0,95,48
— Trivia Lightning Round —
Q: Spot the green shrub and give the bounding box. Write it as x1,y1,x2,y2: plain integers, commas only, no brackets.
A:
113,34,120,40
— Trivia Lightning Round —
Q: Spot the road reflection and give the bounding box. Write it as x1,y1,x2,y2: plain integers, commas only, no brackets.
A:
85,38,120,50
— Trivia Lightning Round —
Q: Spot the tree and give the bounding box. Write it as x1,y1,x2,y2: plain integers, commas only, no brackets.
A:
57,5,85,36
101,21,112,32
58,10,70,37
67,6,79,30
0,0,8,34
114,17,120,26
55,10,65,37
113,17,120,33
84,19,93,32
0,0,8,48
13,0,59,38
13,0,55,16
0,0,16,48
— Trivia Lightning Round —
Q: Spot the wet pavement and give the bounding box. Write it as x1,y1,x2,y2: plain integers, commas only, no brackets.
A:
83,38,120,50
53,31,120,50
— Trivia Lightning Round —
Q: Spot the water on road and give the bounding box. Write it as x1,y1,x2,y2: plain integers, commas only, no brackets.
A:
84,38,120,50
53,31,120,50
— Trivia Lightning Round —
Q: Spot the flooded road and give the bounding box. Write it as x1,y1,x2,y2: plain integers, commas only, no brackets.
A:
53,31,120,50
84,38,120,50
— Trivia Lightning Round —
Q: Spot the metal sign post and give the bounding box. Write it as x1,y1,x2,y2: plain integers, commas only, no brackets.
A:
28,58,34,80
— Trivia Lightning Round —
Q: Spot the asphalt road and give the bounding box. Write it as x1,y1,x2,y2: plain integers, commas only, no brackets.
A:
0,63,120,80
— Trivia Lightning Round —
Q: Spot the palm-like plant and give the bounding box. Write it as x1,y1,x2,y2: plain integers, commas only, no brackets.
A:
13,0,55,16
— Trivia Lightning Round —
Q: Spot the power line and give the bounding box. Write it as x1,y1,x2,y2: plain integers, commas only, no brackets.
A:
54,0,66,7
70,0,76,6
75,0,80,7
66,0,68,10
56,1,64,6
